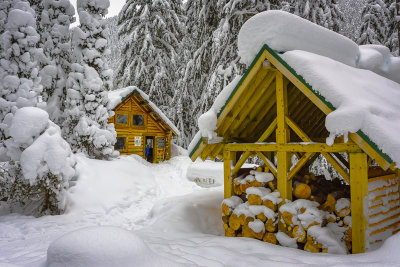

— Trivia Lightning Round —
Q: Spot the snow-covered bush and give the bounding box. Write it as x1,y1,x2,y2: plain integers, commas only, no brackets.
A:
1,107,76,215
63,0,116,159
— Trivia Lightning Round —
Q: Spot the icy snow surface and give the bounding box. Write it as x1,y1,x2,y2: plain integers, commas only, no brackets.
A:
238,10,359,67
281,50,400,165
1,155,400,266
108,86,180,135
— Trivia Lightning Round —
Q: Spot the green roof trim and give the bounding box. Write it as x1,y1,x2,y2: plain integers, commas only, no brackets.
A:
189,44,393,165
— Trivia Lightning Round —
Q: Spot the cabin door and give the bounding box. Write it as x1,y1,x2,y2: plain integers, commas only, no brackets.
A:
144,136,155,163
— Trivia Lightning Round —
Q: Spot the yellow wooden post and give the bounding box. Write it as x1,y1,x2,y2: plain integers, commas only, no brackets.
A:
223,148,237,199
349,152,368,254
167,131,172,160
276,73,291,231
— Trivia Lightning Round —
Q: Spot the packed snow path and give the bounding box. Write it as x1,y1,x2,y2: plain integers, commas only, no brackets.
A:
1,155,400,266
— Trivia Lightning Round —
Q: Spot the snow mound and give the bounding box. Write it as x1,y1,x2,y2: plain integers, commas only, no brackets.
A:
281,50,400,165
47,226,174,267
358,45,400,84
238,10,359,67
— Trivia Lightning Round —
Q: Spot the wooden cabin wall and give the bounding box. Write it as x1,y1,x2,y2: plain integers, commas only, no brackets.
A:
108,96,171,162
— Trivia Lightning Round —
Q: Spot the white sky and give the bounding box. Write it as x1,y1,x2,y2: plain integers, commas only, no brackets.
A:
69,0,126,25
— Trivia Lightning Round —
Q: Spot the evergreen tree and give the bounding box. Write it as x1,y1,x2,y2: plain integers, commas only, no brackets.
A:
63,0,116,159
386,0,399,55
29,0,76,124
171,0,220,147
286,0,344,32
357,0,388,45
0,0,76,216
115,0,184,115
0,0,42,132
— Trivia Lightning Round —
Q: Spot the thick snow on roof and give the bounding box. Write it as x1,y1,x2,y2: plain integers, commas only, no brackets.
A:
108,86,180,136
281,50,400,165
238,10,359,67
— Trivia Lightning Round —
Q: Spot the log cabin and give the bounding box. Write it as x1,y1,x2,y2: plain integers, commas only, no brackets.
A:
188,43,400,254
108,86,179,163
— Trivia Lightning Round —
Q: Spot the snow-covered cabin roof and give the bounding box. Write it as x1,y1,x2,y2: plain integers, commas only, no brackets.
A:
108,86,180,136
189,11,400,169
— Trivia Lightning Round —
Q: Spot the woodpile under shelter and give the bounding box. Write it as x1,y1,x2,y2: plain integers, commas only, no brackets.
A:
108,86,179,163
188,44,400,254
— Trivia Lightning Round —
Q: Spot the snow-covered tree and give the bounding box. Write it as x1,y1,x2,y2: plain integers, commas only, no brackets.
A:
115,0,185,114
338,0,367,41
386,0,399,55
0,0,43,135
170,0,220,147
285,0,344,32
63,0,116,159
0,1,76,216
32,0,75,124
357,0,389,45
104,16,125,74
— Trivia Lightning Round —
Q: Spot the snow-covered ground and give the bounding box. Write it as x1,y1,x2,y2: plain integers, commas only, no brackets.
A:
1,155,400,266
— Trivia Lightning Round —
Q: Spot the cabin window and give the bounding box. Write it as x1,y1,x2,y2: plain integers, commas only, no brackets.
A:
117,114,128,125
133,114,144,126
115,137,126,150
158,138,165,148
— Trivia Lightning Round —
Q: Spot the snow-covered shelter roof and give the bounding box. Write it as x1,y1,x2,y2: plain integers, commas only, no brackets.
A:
108,86,180,136
189,11,400,169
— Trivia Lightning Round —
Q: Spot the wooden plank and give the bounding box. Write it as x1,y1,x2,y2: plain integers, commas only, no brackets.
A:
219,67,271,135
288,152,314,181
322,152,350,184
350,152,368,254
225,143,362,153
190,141,207,161
259,118,277,142
217,51,267,128
228,73,276,137
256,152,277,177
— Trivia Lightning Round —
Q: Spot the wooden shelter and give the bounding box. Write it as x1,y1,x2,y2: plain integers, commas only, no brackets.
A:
108,87,179,163
189,44,400,253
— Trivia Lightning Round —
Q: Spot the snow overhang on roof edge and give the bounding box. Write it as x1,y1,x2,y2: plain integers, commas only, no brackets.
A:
188,44,393,166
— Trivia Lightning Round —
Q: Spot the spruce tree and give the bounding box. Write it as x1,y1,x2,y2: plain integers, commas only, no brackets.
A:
286,0,344,32
0,0,76,216
116,0,184,115
33,0,76,124
357,0,389,45
386,0,399,55
63,0,116,159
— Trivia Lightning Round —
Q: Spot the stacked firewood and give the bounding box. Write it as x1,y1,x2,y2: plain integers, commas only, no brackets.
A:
222,168,352,253
222,168,282,244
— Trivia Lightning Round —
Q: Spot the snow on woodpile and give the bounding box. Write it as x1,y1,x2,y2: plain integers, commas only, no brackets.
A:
108,86,180,135
237,10,359,67
281,50,400,165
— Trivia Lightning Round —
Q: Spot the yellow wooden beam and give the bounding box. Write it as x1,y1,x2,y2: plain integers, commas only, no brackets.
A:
321,152,350,184
217,51,267,128
267,51,333,115
333,152,350,169
349,152,368,254
229,73,276,137
288,152,314,181
219,68,271,135
285,116,311,142
191,141,206,161
232,152,250,175
225,143,362,153
256,152,277,177
259,118,277,142
349,133,391,171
